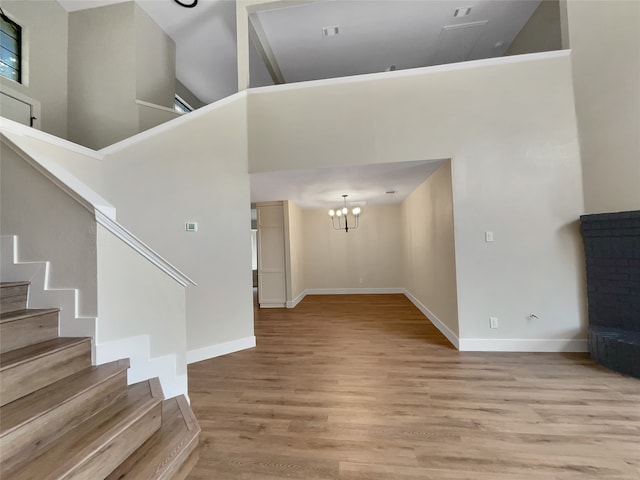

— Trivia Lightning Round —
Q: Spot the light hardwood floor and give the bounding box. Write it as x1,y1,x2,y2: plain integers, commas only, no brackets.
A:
186,294,640,480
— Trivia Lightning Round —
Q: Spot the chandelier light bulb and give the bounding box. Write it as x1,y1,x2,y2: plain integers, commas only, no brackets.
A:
328,194,360,233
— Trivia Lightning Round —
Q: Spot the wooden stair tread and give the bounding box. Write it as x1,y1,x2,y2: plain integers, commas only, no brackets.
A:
0,358,130,436
0,308,59,324
0,281,30,288
0,337,91,371
106,395,201,480
4,379,164,480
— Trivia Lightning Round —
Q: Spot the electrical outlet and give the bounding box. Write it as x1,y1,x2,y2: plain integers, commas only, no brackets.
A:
489,317,498,329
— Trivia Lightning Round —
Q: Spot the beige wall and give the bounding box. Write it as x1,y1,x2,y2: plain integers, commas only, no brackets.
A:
135,6,176,108
101,96,254,354
401,161,458,336
137,102,181,133
68,3,177,149
302,205,403,290
176,80,206,110
96,225,186,361
284,200,305,303
96,225,187,385
567,0,640,214
0,142,97,317
68,3,138,149
506,0,562,56
0,0,68,139
249,52,586,345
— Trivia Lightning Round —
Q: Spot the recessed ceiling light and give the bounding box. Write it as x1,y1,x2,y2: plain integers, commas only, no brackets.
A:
321,25,340,37
453,6,472,17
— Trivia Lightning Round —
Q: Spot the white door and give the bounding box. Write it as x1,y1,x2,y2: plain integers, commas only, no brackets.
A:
257,202,286,307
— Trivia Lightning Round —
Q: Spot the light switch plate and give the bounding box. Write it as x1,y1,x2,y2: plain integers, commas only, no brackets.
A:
185,222,198,232
485,231,494,242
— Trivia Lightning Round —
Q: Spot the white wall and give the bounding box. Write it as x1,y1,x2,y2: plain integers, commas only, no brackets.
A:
96,224,187,397
248,52,586,349
283,200,305,304
99,95,254,360
0,127,105,195
302,205,403,291
0,141,98,318
401,161,458,337
0,0,68,139
567,0,640,214
256,201,286,307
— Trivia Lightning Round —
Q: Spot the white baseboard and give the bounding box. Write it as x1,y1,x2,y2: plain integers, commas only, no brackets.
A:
401,289,588,352
402,289,460,349
187,335,256,364
458,338,588,352
286,290,307,308
306,288,405,295
96,335,188,399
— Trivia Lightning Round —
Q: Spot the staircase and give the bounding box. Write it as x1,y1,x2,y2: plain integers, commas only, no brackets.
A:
0,281,200,479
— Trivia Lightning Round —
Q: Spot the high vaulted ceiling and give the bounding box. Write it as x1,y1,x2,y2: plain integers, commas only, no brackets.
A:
58,0,542,103
57,0,542,208
249,0,541,86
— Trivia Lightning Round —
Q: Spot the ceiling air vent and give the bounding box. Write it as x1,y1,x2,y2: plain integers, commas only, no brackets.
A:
322,25,340,37
453,6,472,17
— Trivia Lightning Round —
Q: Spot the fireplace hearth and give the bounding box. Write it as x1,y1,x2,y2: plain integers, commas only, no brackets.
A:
580,210,640,378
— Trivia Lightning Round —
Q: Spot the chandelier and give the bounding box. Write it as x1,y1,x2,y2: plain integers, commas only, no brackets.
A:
328,195,361,233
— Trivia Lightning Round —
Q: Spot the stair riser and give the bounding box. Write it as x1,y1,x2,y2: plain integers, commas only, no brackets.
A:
61,402,162,480
160,435,200,480
0,312,58,354
0,370,128,471
0,340,92,407
105,395,200,480
0,285,28,313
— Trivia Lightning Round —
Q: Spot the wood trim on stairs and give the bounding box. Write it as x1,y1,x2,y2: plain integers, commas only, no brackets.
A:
0,281,200,479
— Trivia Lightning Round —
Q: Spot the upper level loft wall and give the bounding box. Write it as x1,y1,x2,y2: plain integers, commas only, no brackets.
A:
506,0,564,56
176,80,206,110
68,2,176,150
135,5,176,108
0,0,68,139
68,2,137,150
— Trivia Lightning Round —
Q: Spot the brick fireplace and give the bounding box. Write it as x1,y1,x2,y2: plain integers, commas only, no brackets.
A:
580,211,640,378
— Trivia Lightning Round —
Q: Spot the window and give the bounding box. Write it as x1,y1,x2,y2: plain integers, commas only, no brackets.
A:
174,95,193,114
0,12,21,83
